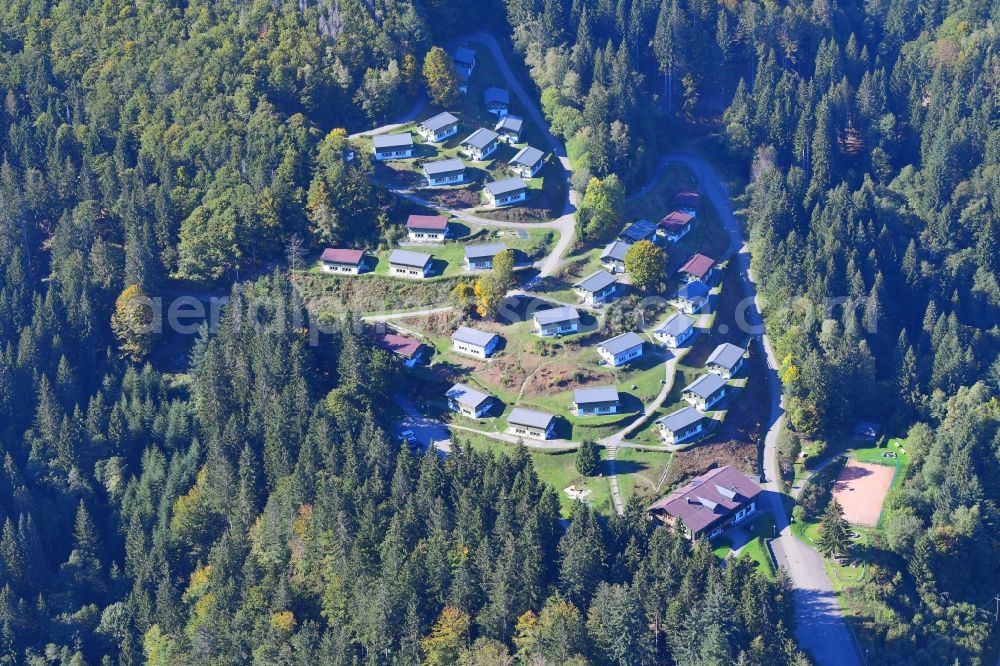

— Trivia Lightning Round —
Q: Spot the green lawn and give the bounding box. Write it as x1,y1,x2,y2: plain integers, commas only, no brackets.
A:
712,513,778,579
457,432,614,516
613,447,673,505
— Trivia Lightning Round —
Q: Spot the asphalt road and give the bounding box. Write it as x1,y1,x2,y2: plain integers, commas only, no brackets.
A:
664,152,863,666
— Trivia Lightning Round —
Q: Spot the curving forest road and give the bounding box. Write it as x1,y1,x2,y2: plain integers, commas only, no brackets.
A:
358,33,862,666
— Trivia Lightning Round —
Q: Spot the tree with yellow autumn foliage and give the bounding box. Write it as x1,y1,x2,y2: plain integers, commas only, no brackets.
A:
111,284,155,361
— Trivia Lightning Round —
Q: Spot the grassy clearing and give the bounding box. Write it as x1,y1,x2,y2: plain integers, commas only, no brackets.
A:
613,447,673,505
297,272,462,315
456,432,614,516
713,513,778,579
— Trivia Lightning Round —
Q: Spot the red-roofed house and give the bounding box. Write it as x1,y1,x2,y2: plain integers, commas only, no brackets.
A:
648,466,764,540
321,248,368,275
378,332,429,367
673,191,700,210
658,210,695,242
678,254,715,283
406,215,451,242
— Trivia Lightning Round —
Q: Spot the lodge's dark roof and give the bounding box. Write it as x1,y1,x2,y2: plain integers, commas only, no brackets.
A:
648,466,763,534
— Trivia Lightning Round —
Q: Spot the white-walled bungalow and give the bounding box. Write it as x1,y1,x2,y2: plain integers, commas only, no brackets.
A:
597,332,645,367
658,210,695,242
678,254,715,284
423,158,466,186
676,280,710,314
495,114,524,143
574,270,619,306
460,128,500,161
509,146,545,178
507,408,556,440
451,326,501,359
654,312,695,348
600,240,632,273
573,386,620,416
417,112,460,142
484,87,510,115
683,373,729,411
484,177,527,207
320,248,368,275
372,133,414,160
655,406,705,445
706,343,747,379
447,383,495,418
533,306,580,336
464,243,507,270
406,214,450,242
388,249,433,279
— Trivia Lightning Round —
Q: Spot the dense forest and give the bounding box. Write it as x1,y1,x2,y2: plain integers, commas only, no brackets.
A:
0,0,998,662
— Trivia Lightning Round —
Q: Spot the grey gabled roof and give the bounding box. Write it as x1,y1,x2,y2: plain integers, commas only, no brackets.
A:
465,243,506,260
575,270,617,293
423,158,465,176
373,133,413,149
511,146,544,169
388,249,432,268
601,240,632,263
485,177,526,196
656,406,703,433
684,372,728,399
599,332,644,356
706,343,746,371
447,383,492,408
677,280,710,301
484,87,509,105
451,326,498,348
495,114,523,132
573,385,620,405
533,306,580,327
419,112,459,132
508,407,554,429
656,312,694,337
621,219,657,241
462,128,499,149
